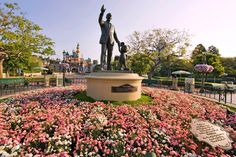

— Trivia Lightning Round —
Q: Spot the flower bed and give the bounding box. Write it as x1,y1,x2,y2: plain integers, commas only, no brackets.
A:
0,86,235,156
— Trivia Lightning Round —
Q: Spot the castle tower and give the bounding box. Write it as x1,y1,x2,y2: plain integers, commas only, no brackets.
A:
75,43,80,62
62,50,69,61
76,43,80,55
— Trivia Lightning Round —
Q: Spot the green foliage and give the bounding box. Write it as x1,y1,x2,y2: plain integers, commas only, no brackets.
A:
172,58,193,72
192,44,224,77
208,45,219,55
0,77,25,85
112,57,120,70
93,64,101,72
145,152,157,157
0,3,54,76
158,58,193,77
74,91,96,102
74,91,153,106
192,44,206,58
220,57,236,76
128,29,190,79
65,78,72,83
25,77,44,83
109,94,153,106
129,52,154,76
25,55,43,72
226,106,236,113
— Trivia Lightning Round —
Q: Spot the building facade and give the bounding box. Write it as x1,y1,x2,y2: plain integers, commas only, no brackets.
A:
62,44,96,73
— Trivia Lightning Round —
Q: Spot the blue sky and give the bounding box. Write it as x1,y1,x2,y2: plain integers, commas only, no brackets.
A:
2,0,236,61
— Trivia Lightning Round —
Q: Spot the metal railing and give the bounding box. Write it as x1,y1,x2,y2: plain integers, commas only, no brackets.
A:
1,77,235,106
0,77,86,98
143,81,236,105
0,84,45,97
194,86,236,105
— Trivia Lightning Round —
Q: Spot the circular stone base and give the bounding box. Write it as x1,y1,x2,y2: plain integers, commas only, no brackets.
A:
85,71,143,101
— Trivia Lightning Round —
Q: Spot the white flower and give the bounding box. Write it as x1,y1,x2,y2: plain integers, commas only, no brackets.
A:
11,144,20,152
10,152,18,156
0,146,5,151
118,130,124,137
25,153,33,157
0,151,10,157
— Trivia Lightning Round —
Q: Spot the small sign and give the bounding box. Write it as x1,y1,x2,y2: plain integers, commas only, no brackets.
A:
185,78,195,84
190,119,233,150
112,84,137,93
185,78,195,93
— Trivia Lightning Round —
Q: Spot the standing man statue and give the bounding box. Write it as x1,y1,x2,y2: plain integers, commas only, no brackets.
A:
98,5,120,70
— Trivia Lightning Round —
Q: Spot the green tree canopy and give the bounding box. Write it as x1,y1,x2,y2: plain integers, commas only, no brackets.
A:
192,44,206,58
128,28,190,79
128,52,154,76
0,3,54,76
220,57,236,76
192,44,224,77
208,45,220,55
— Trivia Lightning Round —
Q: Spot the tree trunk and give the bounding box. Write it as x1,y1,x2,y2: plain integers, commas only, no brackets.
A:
0,52,7,78
13,70,16,77
0,60,3,78
147,71,154,86
147,61,160,81
6,69,10,78
147,72,153,80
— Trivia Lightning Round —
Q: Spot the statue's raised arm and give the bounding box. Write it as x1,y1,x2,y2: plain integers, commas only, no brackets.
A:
98,5,106,26
101,5,106,13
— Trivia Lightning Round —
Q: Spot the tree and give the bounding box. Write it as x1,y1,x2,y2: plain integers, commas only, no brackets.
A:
128,29,190,79
192,44,224,78
0,3,54,76
26,55,43,71
112,55,120,70
172,58,193,72
220,57,236,76
159,58,193,76
129,52,154,76
208,45,219,55
192,44,206,58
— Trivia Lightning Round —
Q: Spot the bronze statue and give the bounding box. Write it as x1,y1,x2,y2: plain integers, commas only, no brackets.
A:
98,5,120,70
118,42,128,70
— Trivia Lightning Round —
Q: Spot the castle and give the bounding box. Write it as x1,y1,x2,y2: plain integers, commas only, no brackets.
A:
62,44,95,73
63,43,81,63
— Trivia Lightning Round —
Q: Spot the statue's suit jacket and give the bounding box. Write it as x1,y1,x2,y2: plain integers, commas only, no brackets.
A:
99,12,119,46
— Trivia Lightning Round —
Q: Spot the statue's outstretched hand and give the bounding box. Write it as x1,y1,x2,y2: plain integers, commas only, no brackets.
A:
101,5,106,13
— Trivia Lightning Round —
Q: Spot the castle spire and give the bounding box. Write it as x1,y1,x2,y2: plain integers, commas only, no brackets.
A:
76,43,80,60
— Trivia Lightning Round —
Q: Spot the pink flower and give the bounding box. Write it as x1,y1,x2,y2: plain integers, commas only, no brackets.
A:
195,64,214,73
0,85,234,156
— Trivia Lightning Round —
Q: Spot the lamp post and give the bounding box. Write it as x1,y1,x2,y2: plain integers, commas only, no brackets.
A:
60,62,69,87
63,66,65,87
195,64,214,92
